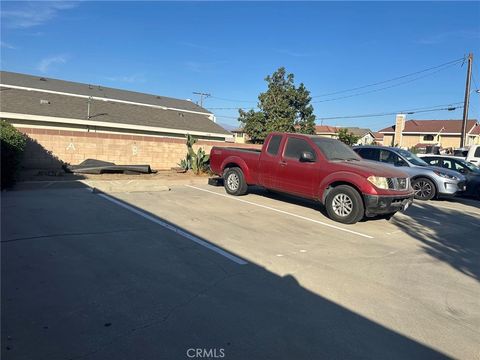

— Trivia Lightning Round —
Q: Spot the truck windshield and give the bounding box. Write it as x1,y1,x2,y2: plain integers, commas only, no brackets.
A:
396,149,429,166
311,138,361,161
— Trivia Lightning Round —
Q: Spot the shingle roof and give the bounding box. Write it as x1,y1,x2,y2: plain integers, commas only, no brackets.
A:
0,87,231,135
378,119,478,134
315,125,338,134
0,71,211,114
470,125,480,135
373,132,384,140
343,127,373,137
315,125,373,137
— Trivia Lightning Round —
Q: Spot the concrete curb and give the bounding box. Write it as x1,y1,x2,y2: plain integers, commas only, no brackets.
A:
82,180,171,193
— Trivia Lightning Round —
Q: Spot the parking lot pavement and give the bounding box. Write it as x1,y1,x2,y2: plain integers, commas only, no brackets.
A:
2,184,479,359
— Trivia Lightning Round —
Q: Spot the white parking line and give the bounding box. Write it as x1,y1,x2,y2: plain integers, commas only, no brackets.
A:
186,185,374,239
96,193,248,265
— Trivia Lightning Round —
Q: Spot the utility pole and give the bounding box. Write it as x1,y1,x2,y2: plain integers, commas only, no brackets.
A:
460,53,473,148
193,92,211,108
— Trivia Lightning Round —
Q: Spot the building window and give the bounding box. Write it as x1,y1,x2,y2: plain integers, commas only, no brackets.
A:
423,134,435,141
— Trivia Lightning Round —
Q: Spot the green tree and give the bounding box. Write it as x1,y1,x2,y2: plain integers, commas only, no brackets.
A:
336,128,360,146
239,67,316,143
294,83,316,134
238,109,266,144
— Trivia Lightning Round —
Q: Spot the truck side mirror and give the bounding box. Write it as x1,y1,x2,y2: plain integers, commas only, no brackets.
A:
300,151,315,162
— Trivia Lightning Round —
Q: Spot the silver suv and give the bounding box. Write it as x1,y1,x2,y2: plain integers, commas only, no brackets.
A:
353,146,466,200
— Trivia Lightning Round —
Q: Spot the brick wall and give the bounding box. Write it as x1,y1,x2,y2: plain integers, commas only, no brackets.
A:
17,127,261,170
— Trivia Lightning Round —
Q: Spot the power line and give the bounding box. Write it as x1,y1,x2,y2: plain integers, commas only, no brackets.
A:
209,95,257,103
210,56,465,106
207,107,256,110
215,104,464,122
312,61,463,103
312,57,464,98
192,91,211,107
317,105,463,121
216,115,240,120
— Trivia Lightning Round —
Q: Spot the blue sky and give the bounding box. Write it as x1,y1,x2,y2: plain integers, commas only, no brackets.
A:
1,1,479,131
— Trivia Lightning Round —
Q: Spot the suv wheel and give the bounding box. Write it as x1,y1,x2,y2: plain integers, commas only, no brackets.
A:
325,185,364,224
224,168,248,196
412,178,436,200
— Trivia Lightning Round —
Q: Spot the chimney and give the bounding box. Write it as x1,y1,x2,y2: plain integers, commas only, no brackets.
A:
394,114,406,147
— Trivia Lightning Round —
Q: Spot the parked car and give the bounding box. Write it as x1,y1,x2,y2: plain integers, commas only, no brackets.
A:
209,133,414,224
419,154,480,199
353,146,466,201
466,145,480,166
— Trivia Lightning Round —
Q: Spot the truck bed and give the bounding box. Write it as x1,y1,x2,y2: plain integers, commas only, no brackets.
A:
209,146,261,184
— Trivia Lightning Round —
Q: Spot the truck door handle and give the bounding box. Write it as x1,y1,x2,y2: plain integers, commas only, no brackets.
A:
279,160,287,167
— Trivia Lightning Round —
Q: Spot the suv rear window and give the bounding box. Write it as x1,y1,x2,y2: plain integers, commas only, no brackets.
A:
356,147,379,161
474,147,480,158
266,135,282,155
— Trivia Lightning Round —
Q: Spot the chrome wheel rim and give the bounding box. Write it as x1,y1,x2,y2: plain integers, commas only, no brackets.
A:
413,181,432,198
332,193,353,217
227,173,240,191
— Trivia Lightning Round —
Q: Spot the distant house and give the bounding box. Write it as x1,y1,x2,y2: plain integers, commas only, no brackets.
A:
314,125,339,139
231,127,250,143
373,132,384,145
315,125,375,145
378,117,480,149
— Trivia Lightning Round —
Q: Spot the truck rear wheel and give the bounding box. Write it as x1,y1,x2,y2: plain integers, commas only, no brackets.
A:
224,168,248,196
325,185,364,224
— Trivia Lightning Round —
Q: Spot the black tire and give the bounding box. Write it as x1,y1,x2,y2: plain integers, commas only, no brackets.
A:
412,177,436,201
325,185,364,224
223,168,248,196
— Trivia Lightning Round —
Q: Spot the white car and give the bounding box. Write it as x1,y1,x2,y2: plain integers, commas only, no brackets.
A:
466,145,480,166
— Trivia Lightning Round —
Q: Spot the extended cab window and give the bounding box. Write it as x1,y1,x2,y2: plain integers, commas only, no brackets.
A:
284,138,315,160
266,135,282,155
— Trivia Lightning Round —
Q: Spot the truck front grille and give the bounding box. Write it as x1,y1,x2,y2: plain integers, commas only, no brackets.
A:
387,177,409,190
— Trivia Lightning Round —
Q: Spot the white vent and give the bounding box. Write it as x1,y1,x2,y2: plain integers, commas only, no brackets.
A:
40,99,50,105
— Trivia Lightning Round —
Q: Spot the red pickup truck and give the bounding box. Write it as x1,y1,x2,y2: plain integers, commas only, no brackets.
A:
210,132,414,224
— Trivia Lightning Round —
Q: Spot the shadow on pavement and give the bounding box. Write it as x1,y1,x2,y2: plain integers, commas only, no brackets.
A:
1,185,449,359
392,202,480,281
245,186,480,282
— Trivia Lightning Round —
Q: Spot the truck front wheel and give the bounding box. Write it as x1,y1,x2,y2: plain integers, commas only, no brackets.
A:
224,168,248,196
325,185,364,224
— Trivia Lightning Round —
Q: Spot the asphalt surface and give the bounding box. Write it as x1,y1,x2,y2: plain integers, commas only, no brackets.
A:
2,183,479,359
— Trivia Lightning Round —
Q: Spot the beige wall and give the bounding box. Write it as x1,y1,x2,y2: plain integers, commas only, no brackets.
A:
17,127,260,170
233,132,246,144
382,134,394,146
381,133,480,148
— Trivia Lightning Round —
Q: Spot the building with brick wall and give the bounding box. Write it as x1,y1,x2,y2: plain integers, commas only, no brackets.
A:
378,117,480,149
0,71,242,170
